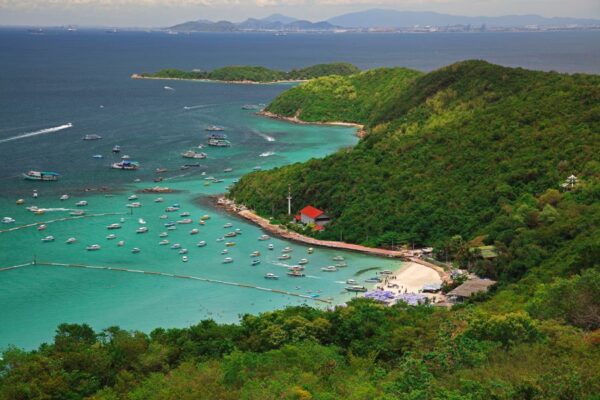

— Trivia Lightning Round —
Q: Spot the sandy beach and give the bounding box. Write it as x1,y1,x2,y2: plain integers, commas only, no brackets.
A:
384,261,443,294
258,110,367,138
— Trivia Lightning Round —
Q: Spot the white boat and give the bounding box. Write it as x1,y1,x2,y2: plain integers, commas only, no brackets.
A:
264,273,279,280
268,244,274,250
335,262,348,268
346,285,368,293
221,249,229,255
121,155,130,160
177,218,193,224
346,279,358,285
159,239,169,245
205,125,225,131
298,259,309,265
86,244,101,251
138,218,146,225
70,210,85,216
258,234,270,241
179,248,188,254
127,202,142,208
60,194,69,201
250,251,260,257
190,229,199,235
83,134,102,141
159,232,168,237
308,248,314,254
66,237,76,244
223,222,233,228
111,160,139,170
181,150,207,159
224,232,237,238
165,206,178,212
117,241,125,247
182,256,189,262
282,247,292,253
321,266,338,272
120,217,125,223
235,228,242,234
112,145,121,153
251,259,261,266
180,212,191,217
76,200,88,207
288,265,304,271
167,226,177,231
159,214,168,219
106,234,117,240
171,243,181,249
216,237,225,242
132,247,141,253
154,197,164,203
222,257,233,264
107,223,121,230
128,195,138,201
197,241,207,247
332,256,344,261
278,254,291,260
37,224,47,231
224,168,233,172
41,235,55,242
2,217,15,224
136,227,149,234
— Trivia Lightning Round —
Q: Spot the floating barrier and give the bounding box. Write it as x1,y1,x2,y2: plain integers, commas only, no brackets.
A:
0,261,332,304
0,212,127,234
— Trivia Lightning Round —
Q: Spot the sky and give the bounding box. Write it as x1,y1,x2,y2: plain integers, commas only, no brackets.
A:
0,0,599,27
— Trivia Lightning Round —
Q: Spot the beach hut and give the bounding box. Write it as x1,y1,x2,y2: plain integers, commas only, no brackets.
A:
447,278,496,303
298,205,330,227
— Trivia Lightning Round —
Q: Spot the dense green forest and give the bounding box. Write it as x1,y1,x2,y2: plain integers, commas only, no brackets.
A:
2,61,599,399
139,62,361,82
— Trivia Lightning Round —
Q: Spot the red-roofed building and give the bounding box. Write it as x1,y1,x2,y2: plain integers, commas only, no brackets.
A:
299,205,331,227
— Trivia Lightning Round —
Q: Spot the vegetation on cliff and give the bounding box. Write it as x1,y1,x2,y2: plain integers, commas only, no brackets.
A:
139,62,361,82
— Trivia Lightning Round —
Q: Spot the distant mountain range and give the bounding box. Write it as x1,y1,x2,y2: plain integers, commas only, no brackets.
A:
167,10,600,32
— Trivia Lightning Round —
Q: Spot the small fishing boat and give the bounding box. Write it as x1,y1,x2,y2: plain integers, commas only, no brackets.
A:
179,248,188,255
181,150,207,159
177,218,193,224
37,224,47,231
332,256,344,261
167,226,177,231
23,171,60,181
159,214,168,219
278,254,291,260
207,138,231,147
321,266,338,272
83,134,102,140
41,235,55,242
180,211,191,217
106,234,117,240
165,206,178,212
16,199,25,205
251,259,261,266
112,145,121,153
223,222,233,228
222,257,233,264
60,194,69,201
76,200,88,207
225,241,235,247
346,279,358,285
182,256,189,262
128,195,138,201
335,262,348,268
154,197,164,203
282,247,292,253
308,248,314,254
190,228,199,235
107,223,121,230
197,241,207,247
117,241,125,247
221,249,229,255
66,237,76,244
250,251,260,257
159,232,169,238
136,226,148,234
127,202,142,208
346,285,368,293
132,247,141,253
216,237,225,242
224,232,237,238
298,259,309,265
111,160,139,170
287,271,305,278
2,217,15,224
159,239,169,245
70,210,85,216
264,273,279,280
258,234,270,241
170,243,181,249
86,244,101,251
268,244,274,250
138,218,146,225
205,125,225,132
164,221,175,227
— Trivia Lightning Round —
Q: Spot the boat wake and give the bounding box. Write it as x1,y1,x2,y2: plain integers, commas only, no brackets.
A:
259,151,275,157
183,104,212,110
255,131,276,142
0,123,73,144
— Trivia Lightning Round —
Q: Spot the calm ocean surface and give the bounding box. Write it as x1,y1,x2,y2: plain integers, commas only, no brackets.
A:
1,29,598,349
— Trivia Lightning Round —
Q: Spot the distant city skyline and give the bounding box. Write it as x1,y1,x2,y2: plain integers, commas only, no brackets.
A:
0,0,599,27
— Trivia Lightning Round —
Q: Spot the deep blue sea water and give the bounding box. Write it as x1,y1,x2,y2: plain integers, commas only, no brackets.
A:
0,29,598,349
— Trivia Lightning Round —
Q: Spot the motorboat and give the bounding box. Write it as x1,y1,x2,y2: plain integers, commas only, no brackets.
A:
2,217,15,224
167,226,177,231
132,247,141,253
258,234,270,241
335,262,348,268
380,270,393,275
197,241,207,247
159,239,170,245
224,232,237,238
170,243,181,249
120,217,125,223
182,256,189,262
200,214,210,220
346,285,368,293
121,155,130,160
70,210,85,216
164,221,175,227
128,195,138,201
180,211,191,217
190,228,199,235
207,138,231,147
288,265,304,272
136,227,149,234
250,251,260,257
60,194,69,201
223,168,233,172
251,259,261,266
106,234,117,240
82,134,102,140
23,171,60,181
225,241,235,247
216,237,225,242
346,279,358,285
107,223,121,230
86,244,101,251
308,248,314,254
159,232,168,238
264,273,279,279
37,224,47,231
111,160,139,170
235,228,242,234
155,168,168,174
222,257,233,264
287,271,305,277
177,219,193,224
223,222,233,228
199,220,205,225
298,259,309,265
278,254,291,260
181,150,207,159
112,145,121,153
221,249,229,255
76,200,88,207
179,248,188,255
138,218,146,225
16,199,25,205
159,214,168,219
282,247,292,253
205,125,225,132
41,235,55,242
154,197,164,203
365,277,382,283
117,241,125,247
321,266,338,272
66,237,76,244
127,202,142,208
165,206,178,212
332,256,344,261
268,244,274,250
253,166,262,171
93,154,103,159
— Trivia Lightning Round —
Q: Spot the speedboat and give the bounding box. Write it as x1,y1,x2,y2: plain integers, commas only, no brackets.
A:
86,244,101,251
117,241,125,247
225,241,235,247
332,256,344,261
264,273,279,280
138,218,146,225
132,247,141,254
250,251,260,257
278,254,291,260
308,248,314,254
321,266,338,272
298,259,309,265
111,160,139,170
287,271,305,278
76,200,88,207
224,232,237,238
221,249,229,255
66,237,76,244
60,194,69,201
223,222,233,228
282,247,292,253
179,248,188,255
37,224,47,231
258,234,270,241
197,241,207,247
268,244,274,250
92,154,103,159
170,243,181,249
177,219,193,224
126,202,142,208
346,279,358,285
106,234,117,240
167,226,177,231
190,228,199,235
159,232,168,237
180,211,191,217
107,223,121,230
182,256,189,262
2,217,15,224
136,227,149,234
154,197,164,203
346,285,368,293
159,239,170,245
164,221,175,227
200,214,210,220
128,195,138,201
41,235,55,242
251,259,261,266
70,210,85,216
223,168,233,172
159,214,168,219
222,257,233,264
205,125,225,132
165,206,178,212
82,134,102,140
335,262,348,268
181,150,207,159
112,145,121,153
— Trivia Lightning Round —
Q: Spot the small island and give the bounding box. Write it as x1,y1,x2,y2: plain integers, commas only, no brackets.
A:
132,62,361,84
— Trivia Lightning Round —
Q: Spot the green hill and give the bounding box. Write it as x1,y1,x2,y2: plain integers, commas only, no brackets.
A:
139,62,360,83
231,61,600,282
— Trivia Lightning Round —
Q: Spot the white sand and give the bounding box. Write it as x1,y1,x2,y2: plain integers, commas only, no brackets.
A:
375,262,442,294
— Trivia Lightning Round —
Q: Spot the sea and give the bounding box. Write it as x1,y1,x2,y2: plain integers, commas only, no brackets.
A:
1,29,599,350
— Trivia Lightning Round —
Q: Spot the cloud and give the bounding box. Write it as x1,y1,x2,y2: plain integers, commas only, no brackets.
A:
0,0,241,8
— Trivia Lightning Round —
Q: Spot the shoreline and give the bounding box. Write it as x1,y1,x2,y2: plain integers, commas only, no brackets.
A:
214,196,448,284
131,74,307,85
258,110,367,139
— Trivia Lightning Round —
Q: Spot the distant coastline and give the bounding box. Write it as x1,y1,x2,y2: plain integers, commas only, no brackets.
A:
130,73,306,85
